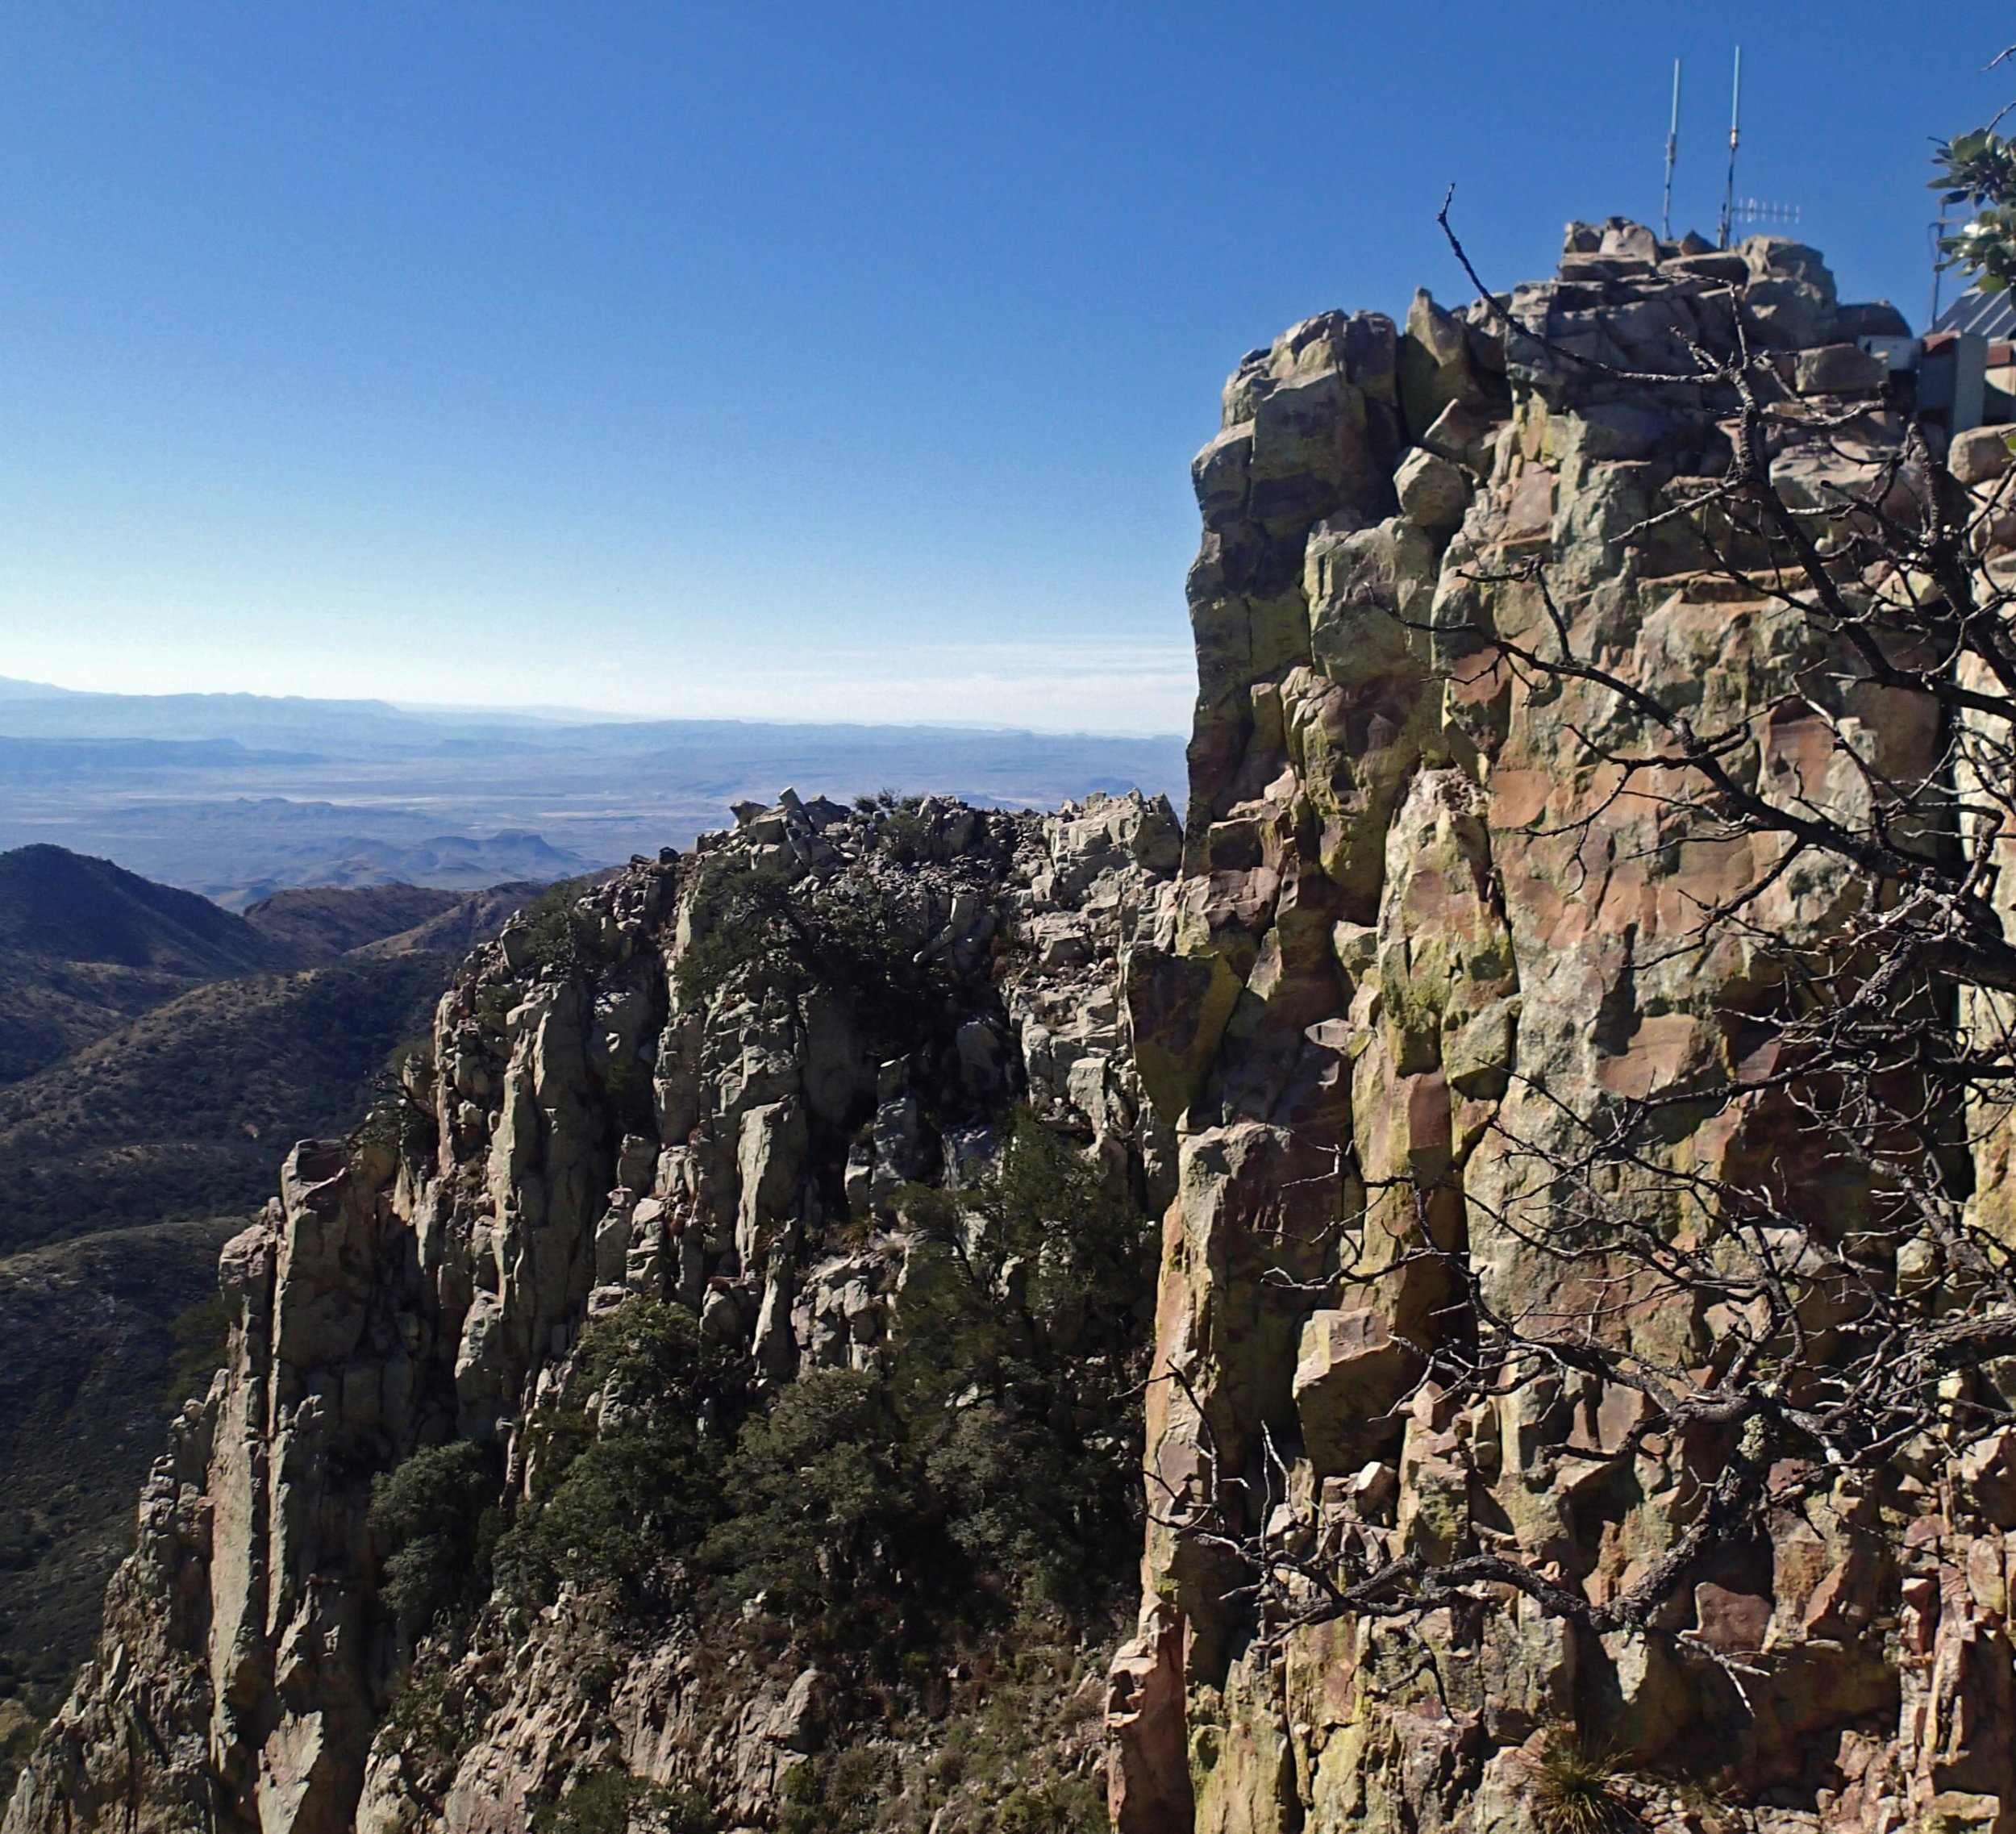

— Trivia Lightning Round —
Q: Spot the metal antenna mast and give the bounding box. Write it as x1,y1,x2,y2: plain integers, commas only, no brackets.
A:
1931,205,1948,330
1661,59,1681,240
1718,46,1742,249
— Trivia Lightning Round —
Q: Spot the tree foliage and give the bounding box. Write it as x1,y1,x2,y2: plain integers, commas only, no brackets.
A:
369,1440,502,1636
671,857,954,1061
702,1116,1152,1657
1935,115,2016,294
491,1301,744,1615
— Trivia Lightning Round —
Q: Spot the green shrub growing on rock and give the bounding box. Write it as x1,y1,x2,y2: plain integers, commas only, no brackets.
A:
702,1115,1152,1660
493,1299,744,1615
702,1368,931,1653
671,859,952,1062
369,1440,502,1636
532,1769,715,1834
894,1115,1153,1610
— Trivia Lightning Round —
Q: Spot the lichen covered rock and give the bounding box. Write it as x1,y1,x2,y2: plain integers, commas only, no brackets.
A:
1112,222,1999,1834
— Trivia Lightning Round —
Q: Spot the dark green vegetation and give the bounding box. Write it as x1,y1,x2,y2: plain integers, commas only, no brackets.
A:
531,1770,714,1834
412,1111,1148,1832
0,954,452,1253
774,1636,1110,1834
0,844,275,1082
512,877,625,978
0,1218,239,1774
369,1443,503,1640
485,1117,1149,1663
673,853,955,1065
489,1301,741,1616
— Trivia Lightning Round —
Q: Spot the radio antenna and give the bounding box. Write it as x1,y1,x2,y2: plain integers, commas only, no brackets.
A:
1718,46,1742,249
1661,59,1681,240
1931,204,1949,329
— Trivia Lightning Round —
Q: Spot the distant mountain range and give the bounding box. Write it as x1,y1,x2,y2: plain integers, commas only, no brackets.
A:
0,676,1187,903
0,843,538,1085
0,842,543,1713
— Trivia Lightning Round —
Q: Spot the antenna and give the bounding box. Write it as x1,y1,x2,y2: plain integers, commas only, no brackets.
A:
1931,204,1949,329
1718,45,1742,250
1733,198,1801,230
1661,59,1681,240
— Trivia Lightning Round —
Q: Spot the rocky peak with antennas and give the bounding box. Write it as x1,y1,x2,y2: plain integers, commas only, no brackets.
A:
1109,219,2016,1833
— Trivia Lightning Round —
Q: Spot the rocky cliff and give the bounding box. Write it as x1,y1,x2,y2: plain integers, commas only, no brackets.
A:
1108,219,2009,1834
6,790,1180,1834
15,219,2014,1834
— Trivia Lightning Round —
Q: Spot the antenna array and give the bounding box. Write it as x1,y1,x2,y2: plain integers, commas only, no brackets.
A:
1731,198,1801,230
1661,60,1681,240
1718,45,1742,250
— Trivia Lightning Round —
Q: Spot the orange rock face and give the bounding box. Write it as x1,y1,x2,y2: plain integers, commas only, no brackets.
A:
1110,222,2016,1833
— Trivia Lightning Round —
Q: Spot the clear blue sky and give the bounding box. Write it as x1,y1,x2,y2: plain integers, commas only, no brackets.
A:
0,2,2000,734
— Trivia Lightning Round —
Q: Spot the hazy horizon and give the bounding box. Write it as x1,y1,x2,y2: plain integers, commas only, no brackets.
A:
0,2,2002,735
0,666,1189,740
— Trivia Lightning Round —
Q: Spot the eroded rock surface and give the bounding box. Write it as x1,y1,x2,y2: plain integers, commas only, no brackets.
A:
1110,221,2009,1834
6,791,1177,1834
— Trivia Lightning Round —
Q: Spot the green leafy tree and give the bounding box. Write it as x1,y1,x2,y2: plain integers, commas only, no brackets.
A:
893,1117,1152,1609
1934,56,2016,292
701,1368,935,1651
703,1115,1153,1657
369,1440,502,1636
492,1299,744,1615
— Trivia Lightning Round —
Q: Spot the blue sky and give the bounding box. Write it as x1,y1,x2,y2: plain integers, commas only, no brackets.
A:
0,2,2001,734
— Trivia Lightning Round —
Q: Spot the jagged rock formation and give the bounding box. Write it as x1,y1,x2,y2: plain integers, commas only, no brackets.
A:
1108,219,2002,1833
19,218,2016,1834
5,790,1178,1834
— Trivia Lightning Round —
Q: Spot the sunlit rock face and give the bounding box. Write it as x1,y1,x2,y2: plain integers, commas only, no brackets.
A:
2,789,1181,1834
17,216,2015,1834
1110,223,2001,1834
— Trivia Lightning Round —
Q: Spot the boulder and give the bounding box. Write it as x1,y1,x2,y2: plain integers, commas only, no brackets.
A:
1293,1307,1421,1475
1393,446,1471,534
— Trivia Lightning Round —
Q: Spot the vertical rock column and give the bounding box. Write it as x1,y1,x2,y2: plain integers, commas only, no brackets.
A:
1114,223,1974,1833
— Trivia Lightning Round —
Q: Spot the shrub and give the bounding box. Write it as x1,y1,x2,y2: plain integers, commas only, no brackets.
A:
492,1299,744,1615
515,881,615,978
532,1770,715,1834
369,1440,502,1635
702,1368,936,1652
1526,1731,1640,1834
670,859,952,1061
704,1115,1153,1656
893,1116,1152,1609
533,1770,636,1834
997,1783,1105,1834
600,1053,656,1138
777,1748,893,1834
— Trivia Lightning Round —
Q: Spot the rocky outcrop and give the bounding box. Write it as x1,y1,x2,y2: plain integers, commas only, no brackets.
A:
22,216,2016,1834
1110,220,2006,1833
6,790,1178,1834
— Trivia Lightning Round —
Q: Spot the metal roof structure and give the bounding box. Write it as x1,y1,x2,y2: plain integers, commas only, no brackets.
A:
1932,289,2016,341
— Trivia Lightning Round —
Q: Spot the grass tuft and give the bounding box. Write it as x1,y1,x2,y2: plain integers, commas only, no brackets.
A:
1527,1729,1641,1834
